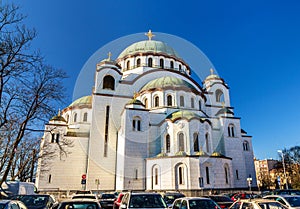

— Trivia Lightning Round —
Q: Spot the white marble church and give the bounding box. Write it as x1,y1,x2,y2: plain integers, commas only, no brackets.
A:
36,31,256,193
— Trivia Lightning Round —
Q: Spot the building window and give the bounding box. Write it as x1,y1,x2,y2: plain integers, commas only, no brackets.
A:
199,100,202,110
179,166,184,185
83,112,88,122
148,58,153,67
206,166,210,184
154,96,159,107
56,133,59,143
180,96,184,107
167,95,172,106
133,117,141,131
228,124,235,137
51,133,55,143
160,58,164,69
48,174,52,183
126,60,130,70
170,61,174,69
193,133,199,152
155,168,158,185
144,98,148,109
179,64,182,71
135,169,138,180
225,167,229,184
236,170,239,180
191,98,195,108
178,133,184,152
216,89,224,103
166,134,170,153
66,114,69,123
73,113,77,123
243,141,249,151
205,133,210,153
103,75,115,90
136,58,141,67
104,106,110,157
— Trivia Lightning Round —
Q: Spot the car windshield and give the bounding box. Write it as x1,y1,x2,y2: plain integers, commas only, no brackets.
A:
101,194,115,199
189,199,220,209
12,195,49,206
258,202,287,209
285,196,300,207
73,195,96,199
60,202,98,209
129,195,167,208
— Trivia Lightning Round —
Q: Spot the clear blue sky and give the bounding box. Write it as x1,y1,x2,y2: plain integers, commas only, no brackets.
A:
7,0,300,160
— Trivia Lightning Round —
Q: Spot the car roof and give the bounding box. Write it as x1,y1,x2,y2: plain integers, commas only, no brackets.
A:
176,197,212,201
60,199,100,203
264,195,300,198
236,198,279,203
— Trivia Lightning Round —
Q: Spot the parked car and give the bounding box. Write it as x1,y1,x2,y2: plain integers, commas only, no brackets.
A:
231,193,254,202
161,192,185,206
75,190,92,194
266,190,300,196
172,197,221,209
229,198,287,209
0,199,28,209
120,192,167,209
54,199,101,209
263,195,300,209
10,194,57,209
204,195,234,209
72,194,98,200
113,193,124,209
98,193,116,209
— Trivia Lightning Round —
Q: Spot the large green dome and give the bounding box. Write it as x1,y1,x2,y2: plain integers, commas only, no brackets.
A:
118,40,180,59
68,95,92,108
140,76,196,92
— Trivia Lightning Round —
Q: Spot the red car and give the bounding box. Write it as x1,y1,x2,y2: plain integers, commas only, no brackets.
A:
113,193,124,209
231,193,254,202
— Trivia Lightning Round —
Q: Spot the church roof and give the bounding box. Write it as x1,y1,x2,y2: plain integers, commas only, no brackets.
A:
118,40,180,59
140,76,196,92
126,98,144,106
68,95,92,108
50,115,66,122
215,107,234,116
166,110,202,121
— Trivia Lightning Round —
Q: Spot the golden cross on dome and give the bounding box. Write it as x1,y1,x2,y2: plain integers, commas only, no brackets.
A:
210,68,214,75
107,52,112,61
145,29,155,40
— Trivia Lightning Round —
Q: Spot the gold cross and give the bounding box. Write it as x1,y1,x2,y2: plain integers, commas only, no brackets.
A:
210,68,214,75
145,29,155,40
107,52,112,61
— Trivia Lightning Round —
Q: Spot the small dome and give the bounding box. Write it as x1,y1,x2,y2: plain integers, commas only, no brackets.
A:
156,152,167,157
68,96,92,108
50,115,66,122
118,40,180,59
166,110,201,121
211,151,225,157
175,151,187,156
140,76,196,92
195,150,209,156
127,98,144,106
215,107,234,116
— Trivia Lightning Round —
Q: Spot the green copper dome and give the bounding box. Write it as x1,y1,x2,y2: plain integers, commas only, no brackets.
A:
68,95,92,108
166,110,201,121
140,76,196,92
118,40,180,59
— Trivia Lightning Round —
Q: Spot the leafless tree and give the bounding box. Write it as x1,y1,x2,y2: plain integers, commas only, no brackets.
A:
0,3,70,185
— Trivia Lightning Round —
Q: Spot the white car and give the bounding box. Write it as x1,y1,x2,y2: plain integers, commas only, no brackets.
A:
229,198,287,209
172,197,221,209
72,194,99,201
263,195,300,209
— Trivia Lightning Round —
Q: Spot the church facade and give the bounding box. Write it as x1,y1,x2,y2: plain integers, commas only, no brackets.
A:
36,31,256,193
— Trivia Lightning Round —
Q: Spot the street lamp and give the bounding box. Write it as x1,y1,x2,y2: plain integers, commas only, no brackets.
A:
278,150,288,189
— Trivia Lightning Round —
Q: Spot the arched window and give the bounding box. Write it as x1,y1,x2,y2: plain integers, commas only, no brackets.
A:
152,165,160,187
167,95,172,106
179,64,182,71
155,168,158,185
148,58,153,67
191,98,195,108
178,133,184,152
66,114,69,123
103,75,115,90
228,124,235,137
199,100,202,110
160,58,164,69
180,96,184,107
136,58,141,67
144,98,148,109
132,117,141,131
154,96,159,107
170,61,174,69
166,134,170,153
206,166,210,184
193,133,199,152
178,166,184,185
73,113,77,123
243,141,249,151
224,165,229,184
216,89,224,103
126,60,130,70
83,112,88,122
135,168,138,180
205,133,210,153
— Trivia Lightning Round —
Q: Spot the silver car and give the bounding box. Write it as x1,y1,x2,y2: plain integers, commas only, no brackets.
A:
172,197,221,209
263,195,300,209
